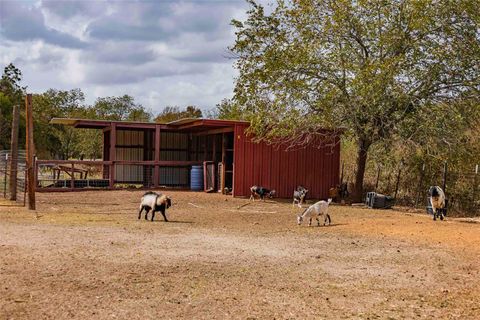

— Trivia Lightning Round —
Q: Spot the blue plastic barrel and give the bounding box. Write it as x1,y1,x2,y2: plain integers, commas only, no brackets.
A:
190,165,203,191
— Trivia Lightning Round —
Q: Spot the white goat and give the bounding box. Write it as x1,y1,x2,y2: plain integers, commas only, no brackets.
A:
429,186,446,221
297,198,332,226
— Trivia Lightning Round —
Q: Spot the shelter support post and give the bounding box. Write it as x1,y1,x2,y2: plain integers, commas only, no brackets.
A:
154,125,161,187
109,123,116,188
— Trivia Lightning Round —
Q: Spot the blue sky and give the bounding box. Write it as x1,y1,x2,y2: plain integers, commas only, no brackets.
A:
0,0,268,113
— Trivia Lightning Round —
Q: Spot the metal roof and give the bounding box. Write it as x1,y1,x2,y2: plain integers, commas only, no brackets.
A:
49,117,248,129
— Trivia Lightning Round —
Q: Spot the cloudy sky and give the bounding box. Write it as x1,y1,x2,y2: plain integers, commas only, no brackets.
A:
0,0,266,113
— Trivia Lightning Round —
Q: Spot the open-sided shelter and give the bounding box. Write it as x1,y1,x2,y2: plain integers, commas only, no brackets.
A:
37,118,340,199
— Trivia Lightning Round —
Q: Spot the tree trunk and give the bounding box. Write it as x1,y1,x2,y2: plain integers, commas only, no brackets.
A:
353,137,371,203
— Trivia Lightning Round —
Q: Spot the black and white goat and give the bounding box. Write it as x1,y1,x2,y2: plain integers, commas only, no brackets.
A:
138,191,172,222
297,199,332,226
250,185,276,201
429,186,446,221
292,185,309,207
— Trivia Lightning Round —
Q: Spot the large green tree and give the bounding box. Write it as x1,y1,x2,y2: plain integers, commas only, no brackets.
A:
32,89,86,159
154,106,203,123
92,95,152,121
230,0,480,200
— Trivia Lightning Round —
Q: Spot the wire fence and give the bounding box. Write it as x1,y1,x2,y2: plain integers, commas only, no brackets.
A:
0,150,27,205
35,160,197,191
342,162,480,217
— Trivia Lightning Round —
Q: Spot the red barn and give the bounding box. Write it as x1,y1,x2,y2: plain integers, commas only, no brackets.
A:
39,118,340,199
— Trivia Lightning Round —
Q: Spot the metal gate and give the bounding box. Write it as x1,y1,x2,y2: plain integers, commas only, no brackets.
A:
0,150,27,205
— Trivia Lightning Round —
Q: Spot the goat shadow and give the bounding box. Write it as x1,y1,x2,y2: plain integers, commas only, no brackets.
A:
300,223,347,228
324,223,347,227
150,220,194,224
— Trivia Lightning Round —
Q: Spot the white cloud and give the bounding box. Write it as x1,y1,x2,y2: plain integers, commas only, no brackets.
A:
0,0,262,113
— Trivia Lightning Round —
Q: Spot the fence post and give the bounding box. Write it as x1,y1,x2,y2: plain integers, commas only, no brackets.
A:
9,105,20,200
414,163,425,208
71,163,75,190
25,94,36,210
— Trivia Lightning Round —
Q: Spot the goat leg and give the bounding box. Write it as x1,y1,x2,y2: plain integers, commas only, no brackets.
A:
138,207,143,220
161,209,168,222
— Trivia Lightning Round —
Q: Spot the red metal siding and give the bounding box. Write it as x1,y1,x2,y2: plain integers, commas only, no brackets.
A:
233,124,340,199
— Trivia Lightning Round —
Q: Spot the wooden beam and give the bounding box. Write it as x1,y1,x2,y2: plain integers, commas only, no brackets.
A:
109,160,202,166
177,120,205,130
36,160,113,165
25,94,36,210
9,105,19,200
192,127,234,136
154,125,161,187
116,123,160,130
109,123,116,188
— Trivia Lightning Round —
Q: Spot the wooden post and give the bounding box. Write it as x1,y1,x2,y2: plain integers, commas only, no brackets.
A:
3,157,7,198
25,94,36,210
221,133,226,193
154,125,161,187
109,123,116,188
9,105,20,200
71,163,75,190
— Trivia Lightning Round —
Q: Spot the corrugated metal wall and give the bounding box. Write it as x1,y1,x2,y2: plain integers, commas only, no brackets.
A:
158,132,189,186
233,124,340,199
115,130,144,182
160,132,188,161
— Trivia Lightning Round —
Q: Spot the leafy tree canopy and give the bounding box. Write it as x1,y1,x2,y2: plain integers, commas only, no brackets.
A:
154,105,203,123
230,0,480,199
0,63,26,149
92,95,152,121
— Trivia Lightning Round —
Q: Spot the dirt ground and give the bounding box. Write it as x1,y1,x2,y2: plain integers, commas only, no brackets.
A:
1,190,479,319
